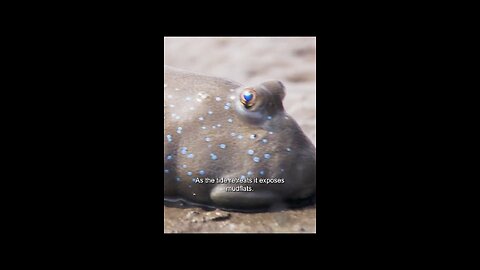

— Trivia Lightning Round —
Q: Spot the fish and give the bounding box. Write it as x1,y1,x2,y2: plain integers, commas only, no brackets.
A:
164,65,316,210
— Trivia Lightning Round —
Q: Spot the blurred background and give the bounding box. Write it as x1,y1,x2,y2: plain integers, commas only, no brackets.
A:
164,37,316,146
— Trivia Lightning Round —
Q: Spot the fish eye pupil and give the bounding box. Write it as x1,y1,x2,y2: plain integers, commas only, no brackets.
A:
243,92,253,102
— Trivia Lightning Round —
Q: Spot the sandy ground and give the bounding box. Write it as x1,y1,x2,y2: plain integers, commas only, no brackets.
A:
164,37,316,233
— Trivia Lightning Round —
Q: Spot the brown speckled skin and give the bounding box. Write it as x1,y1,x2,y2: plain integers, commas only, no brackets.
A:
164,66,315,210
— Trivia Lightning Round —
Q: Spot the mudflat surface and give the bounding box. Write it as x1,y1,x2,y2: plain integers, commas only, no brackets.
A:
164,205,316,233
164,37,317,233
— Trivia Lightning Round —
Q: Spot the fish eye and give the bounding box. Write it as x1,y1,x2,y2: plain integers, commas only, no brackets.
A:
240,88,257,109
